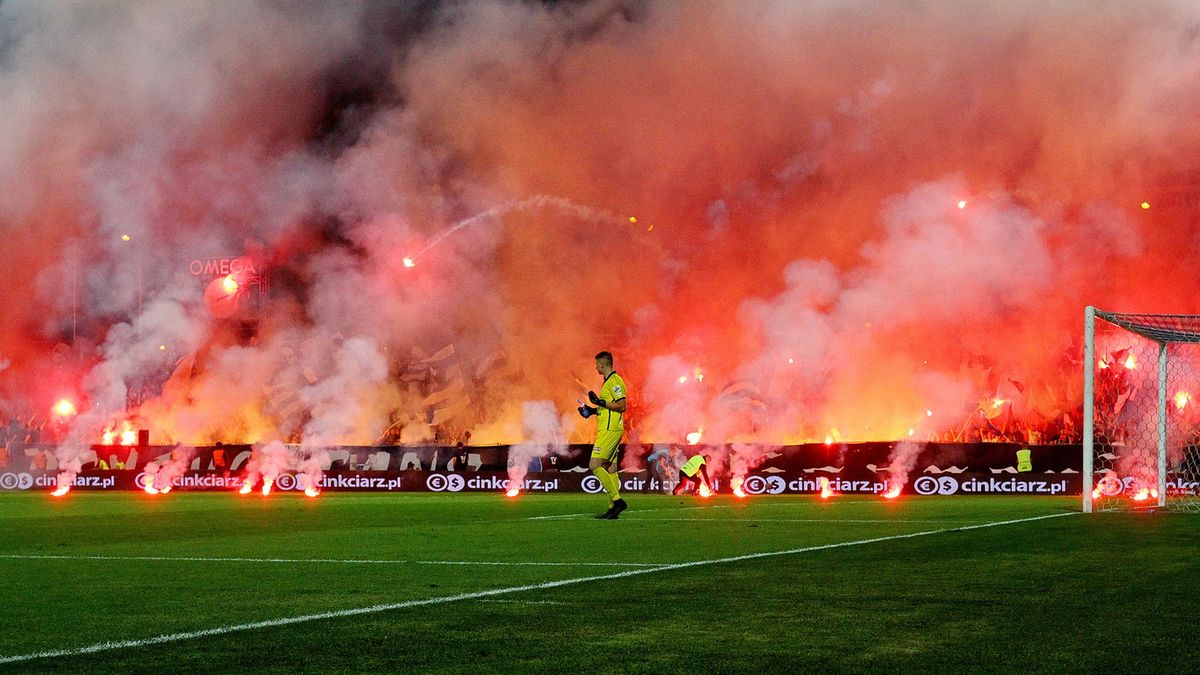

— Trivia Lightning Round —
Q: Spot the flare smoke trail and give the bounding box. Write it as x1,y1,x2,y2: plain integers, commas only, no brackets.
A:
0,0,1197,463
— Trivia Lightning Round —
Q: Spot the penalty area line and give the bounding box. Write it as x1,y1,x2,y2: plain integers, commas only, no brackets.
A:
0,511,1075,665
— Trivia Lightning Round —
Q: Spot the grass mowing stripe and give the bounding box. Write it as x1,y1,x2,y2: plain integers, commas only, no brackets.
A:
527,504,734,520
0,510,1074,665
0,554,660,567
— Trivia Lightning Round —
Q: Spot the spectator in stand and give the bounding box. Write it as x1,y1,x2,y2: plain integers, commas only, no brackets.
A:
212,442,230,478
453,441,470,472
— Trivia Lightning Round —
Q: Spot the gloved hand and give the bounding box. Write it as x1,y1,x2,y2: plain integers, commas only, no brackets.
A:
577,405,598,419
588,390,602,406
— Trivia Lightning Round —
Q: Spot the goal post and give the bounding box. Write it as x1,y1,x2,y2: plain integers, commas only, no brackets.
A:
1084,307,1200,512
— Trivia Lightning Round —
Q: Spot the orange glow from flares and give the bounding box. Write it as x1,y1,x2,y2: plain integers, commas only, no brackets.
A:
101,420,138,446
1091,486,1103,500
305,486,321,498
957,200,967,209
262,478,273,495
1124,353,1137,370
221,275,239,294
144,476,159,495
52,398,76,418
883,485,901,499
1140,201,1150,209
239,482,252,495
1132,487,1150,501
698,483,713,498
51,485,70,497
505,487,520,498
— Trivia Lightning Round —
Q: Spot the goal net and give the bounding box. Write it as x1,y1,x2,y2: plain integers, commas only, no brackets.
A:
1084,307,1200,512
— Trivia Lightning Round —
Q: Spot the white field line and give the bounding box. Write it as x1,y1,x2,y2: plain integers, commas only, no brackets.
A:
0,554,660,568
478,599,566,606
0,511,1075,665
627,518,960,523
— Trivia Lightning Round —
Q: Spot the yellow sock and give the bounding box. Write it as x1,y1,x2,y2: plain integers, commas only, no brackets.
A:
593,467,621,502
604,468,622,502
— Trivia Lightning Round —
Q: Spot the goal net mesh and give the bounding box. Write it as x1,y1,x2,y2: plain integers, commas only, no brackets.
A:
1086,310,1200,512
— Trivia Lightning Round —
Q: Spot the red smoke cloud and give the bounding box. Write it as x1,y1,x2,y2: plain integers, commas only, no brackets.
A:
0,1,1197,460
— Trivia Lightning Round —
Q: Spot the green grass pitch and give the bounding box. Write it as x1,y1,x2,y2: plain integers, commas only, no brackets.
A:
1,492,1198,672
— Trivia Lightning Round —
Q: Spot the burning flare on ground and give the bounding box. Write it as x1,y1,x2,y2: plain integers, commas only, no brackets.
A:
686,429,703,445
698,483,713,498
883,485,902,499
50,485,70,497
819,477,835,499
505,487,520,498
731,477,746,498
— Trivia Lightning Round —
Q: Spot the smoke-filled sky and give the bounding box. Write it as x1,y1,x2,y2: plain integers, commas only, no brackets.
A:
2,0,1199,449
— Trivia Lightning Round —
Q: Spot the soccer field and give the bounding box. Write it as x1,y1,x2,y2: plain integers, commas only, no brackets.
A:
1,492,1197,672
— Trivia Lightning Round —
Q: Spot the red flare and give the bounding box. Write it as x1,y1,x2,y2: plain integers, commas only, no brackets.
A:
144,475,159,495
238,482,253,495
51,485,70,497
882,486,902,499
160,485,172,495
1132,487,1150,501
731,477,746,499
304,486,320,498
262,478,273,496
1091,487,1103,501
698,483,713,498
505,487,520,498
52,398,76,418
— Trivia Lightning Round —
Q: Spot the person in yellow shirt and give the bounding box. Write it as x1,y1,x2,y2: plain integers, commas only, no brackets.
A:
577,351,629,519
673,454,713,496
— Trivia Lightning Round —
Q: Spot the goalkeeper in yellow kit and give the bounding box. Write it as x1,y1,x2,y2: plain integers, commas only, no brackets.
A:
577,351,629,519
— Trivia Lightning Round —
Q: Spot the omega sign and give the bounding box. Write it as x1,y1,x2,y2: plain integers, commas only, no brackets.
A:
188,257,259,277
